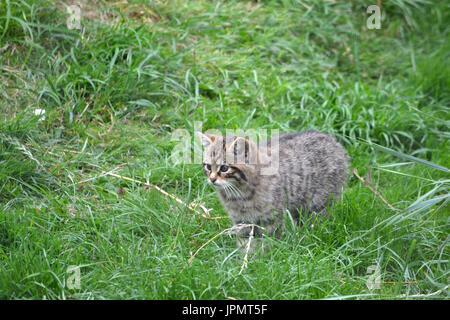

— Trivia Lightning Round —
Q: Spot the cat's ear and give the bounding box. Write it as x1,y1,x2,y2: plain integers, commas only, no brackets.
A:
227,136,258,164
196,132,215,148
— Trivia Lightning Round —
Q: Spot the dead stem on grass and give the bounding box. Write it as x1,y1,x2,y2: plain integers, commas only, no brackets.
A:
106,172,224,220
353,168,399,211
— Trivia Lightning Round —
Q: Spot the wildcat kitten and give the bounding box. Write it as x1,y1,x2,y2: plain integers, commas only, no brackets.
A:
198,130,349,250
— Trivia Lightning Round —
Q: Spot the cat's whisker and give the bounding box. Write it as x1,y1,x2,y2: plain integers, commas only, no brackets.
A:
229,183,244,199
223,184,232,199
227,186,234,199
227,184,238,200
224,182,245,200
232,184,244,197
223,183,233,197
224,183,235,198
226,185,236,199
222,183,235,200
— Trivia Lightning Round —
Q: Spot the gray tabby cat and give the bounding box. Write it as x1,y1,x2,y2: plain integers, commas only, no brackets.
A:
198,130,349,250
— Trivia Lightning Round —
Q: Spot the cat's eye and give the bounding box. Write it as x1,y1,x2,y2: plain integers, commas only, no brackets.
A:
204,164,211,170
219,165,229,172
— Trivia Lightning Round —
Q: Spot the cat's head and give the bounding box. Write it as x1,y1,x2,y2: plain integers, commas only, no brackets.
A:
197,132,259,189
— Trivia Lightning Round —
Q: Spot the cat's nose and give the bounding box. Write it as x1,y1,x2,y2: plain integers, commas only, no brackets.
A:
210,177,217,183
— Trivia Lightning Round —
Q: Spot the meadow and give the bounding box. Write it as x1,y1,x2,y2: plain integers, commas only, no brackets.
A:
0,0,448,299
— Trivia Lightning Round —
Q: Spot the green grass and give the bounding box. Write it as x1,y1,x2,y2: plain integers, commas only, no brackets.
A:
0,0,448,299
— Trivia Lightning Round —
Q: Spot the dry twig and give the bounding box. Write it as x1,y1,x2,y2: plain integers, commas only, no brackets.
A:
353,168,399,211
169,224,262,289
238,224,255,275
397,284,449,298
188,223,261,265
106,172,223,220
71,163,126,185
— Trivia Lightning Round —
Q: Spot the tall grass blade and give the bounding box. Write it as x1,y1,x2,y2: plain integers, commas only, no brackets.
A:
372,143,449,172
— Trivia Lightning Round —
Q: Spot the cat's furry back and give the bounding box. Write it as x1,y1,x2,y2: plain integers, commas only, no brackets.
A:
198,130,350,243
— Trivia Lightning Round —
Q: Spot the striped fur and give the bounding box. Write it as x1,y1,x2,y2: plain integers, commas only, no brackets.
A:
198,131,350,250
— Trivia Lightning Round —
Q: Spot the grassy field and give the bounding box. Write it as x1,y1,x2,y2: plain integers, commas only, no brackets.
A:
0,0,448,299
